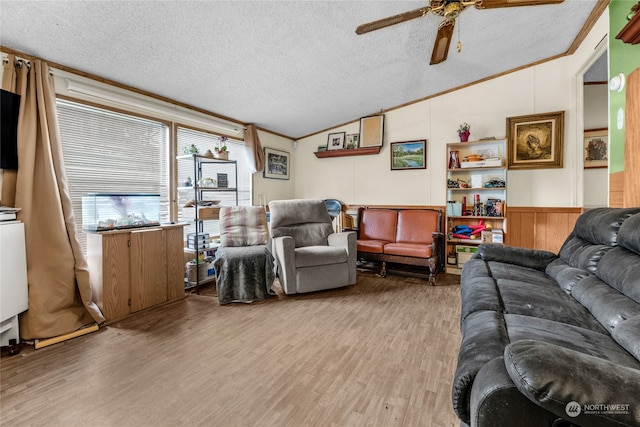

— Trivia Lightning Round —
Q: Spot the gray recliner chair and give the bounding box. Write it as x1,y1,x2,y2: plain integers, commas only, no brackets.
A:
268,199,357,295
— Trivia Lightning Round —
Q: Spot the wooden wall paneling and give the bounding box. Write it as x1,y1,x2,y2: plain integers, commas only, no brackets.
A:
130,228,167,313
609,171,625,208
624,67,640,208
507,207,581,252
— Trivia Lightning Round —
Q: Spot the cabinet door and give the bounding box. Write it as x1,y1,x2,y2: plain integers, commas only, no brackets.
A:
130,228,167,312
88,233,130,322
165,226,185,301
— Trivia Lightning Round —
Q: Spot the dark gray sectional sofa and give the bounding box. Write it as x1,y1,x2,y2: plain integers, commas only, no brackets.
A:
453,208,640,427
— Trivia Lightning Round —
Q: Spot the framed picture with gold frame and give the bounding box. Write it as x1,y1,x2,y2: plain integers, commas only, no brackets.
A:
359,115,384,148
506,111,564,170
583,128,608,169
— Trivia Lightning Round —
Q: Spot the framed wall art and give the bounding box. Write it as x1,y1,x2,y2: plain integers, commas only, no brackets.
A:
506,111,564,170
345,134,359,149
263,147,290,180
391,140,427,170
359,115,384,148
583,128,608,169
327,132,346,150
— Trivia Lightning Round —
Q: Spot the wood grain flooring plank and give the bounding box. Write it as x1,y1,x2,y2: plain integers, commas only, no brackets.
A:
1,272,461,427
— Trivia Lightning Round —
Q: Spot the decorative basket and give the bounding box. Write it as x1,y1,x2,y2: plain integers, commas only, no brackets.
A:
185,261,208,283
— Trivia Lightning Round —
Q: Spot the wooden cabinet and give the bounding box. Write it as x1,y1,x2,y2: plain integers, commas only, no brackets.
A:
88,224,185,323
445,139,507,274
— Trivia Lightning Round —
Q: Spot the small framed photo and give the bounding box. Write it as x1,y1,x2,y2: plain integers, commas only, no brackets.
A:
327,132,346,150
346,134,359,149
391,140,427,170
583,128,608,169
263,147,290,180
317,145,327,152
359,115,384,148
506,111,564,170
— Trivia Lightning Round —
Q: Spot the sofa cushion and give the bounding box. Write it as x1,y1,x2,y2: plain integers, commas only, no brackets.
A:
359,209,397,243
595,246,640,304
505,340,640,427
486,261,558,287
357,239,387,254
383,242,433,258
557,235,612,273
618,212,640,255
545,258,592,294
504,314,639,368
395,209,438,244
295,245,347,268
571,207,640,247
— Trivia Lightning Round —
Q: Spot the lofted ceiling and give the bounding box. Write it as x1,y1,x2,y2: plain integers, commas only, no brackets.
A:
0,1,604,139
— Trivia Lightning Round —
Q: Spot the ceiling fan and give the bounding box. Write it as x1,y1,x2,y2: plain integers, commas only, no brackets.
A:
356,0,565,65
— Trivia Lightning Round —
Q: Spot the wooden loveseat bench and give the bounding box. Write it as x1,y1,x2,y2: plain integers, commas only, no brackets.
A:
353,207,444,282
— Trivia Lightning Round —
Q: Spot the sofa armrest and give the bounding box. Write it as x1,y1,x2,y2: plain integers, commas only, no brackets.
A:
476,244,557,271
328,231,357,284
272,236,297,294
505,340,640,427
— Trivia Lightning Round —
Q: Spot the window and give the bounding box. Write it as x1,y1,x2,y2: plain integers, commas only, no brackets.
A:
56,99,170,252
176,127,251,239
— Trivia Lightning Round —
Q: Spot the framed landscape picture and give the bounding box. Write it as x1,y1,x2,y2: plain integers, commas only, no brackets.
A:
391,140,426,170
506,111,564,170
359,115,384,148
583,128,608,169
263,147,290,180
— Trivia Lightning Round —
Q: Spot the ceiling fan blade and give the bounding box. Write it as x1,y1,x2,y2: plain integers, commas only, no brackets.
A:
430,20,455,65
356,7,431,35
478,0,564,9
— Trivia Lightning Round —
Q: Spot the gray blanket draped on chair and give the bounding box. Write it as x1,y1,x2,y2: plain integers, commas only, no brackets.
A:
213,246,276,304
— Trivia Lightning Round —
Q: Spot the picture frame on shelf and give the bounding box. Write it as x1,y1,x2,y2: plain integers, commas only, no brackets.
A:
327,132,346,150
506,111,564,170
583,128,608,169
263,147,290,180
317,145,327,152
345,134,359,149
359,115,384,148
390,140,427,170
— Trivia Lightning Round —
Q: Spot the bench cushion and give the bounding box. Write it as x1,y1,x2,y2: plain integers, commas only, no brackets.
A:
383,242,433,258
395,209,439,245
359,209,397,242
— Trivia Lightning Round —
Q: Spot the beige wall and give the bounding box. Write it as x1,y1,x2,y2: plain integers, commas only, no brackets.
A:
293,11,609,209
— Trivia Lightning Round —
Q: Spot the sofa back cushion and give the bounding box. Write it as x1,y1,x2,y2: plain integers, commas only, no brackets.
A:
617,212,640,256
571,207,640,246
359,209,397,243
395,209,440,244
269,199,334,248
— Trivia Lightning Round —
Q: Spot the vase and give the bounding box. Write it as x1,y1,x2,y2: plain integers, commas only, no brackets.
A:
459,131,470,142
213,151,229,160
449,150,461,169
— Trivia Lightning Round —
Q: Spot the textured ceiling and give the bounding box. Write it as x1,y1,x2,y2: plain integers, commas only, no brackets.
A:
1,1,603,138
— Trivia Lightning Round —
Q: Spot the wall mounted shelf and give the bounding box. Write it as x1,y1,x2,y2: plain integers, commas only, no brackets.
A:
314,146,381,158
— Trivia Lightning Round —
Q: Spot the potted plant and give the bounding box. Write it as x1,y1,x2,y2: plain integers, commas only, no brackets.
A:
214,136,229,160
458,123,471,142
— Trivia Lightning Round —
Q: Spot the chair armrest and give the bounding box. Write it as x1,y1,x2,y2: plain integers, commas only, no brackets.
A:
505,340,640,427
272,236,297,294
476,244,557,271
328,231,357,285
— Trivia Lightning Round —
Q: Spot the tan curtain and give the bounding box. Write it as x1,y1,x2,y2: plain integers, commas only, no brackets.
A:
243,124,265,173
1,55,104,340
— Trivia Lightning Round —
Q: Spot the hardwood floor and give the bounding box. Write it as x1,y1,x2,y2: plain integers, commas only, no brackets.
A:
1,272,462,427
